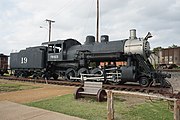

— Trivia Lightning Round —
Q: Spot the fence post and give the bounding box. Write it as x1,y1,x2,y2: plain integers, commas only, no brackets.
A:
107,90,114,120
174,99,180,120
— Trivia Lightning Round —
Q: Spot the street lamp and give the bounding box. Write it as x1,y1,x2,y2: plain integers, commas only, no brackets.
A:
40,26,48,30
40,19,55,43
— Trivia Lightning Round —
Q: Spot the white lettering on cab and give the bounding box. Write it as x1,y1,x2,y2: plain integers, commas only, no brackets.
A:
50,55,59,59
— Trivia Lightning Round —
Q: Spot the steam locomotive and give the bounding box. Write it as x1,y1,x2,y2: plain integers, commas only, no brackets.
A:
10,29,171,87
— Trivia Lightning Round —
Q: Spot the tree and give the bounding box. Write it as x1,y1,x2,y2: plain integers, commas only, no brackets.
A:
168,44,178,48
152,47,162,55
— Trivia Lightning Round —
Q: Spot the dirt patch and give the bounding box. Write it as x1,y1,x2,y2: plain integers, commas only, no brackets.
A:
0,79,76,103
0,79,157,106
0,79,150,106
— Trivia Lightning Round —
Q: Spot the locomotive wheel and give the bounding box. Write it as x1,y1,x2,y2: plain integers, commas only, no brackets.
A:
74,87,84,99
52,73,59,80
78,68,89,76
15,73,20,78
32,74,38,79
43,72,50,80
65,68,77,81
21,72,28,78
91,68,103,75
139,77,150,87
14,71,20,78
97,89,107,102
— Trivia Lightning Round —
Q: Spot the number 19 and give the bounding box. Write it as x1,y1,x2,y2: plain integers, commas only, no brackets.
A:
21,57,28,64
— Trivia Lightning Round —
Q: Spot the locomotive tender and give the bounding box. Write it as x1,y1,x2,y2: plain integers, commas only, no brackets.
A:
10,29,170,87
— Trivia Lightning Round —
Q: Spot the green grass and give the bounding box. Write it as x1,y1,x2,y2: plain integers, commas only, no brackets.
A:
26,95,108,120
121,101,173,120
0,83,39,92
26,94,173,120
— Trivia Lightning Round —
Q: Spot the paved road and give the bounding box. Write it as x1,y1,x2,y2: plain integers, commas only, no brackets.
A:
0,101,84,120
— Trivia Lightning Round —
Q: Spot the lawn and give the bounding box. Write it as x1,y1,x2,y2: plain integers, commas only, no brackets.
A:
120,101,173,120
26,94,173,120
0,82,39,92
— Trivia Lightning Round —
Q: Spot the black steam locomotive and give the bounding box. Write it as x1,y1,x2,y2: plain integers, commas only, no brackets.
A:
10,29,171,87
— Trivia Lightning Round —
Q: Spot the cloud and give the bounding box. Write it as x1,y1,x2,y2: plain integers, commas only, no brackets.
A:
0,0,180,55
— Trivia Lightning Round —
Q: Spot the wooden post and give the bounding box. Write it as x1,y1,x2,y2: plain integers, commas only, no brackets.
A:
174,99,180,120
107,90,180,120
107,90,114,120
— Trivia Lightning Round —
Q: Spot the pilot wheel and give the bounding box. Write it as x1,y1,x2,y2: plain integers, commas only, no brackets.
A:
139,77,150,87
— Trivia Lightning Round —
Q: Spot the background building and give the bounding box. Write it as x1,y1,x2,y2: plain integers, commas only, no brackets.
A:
0,54,8,69
0,54,9,75
159,47,180,66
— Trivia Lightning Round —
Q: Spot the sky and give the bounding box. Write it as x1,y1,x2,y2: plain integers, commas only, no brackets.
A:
0,0,180,55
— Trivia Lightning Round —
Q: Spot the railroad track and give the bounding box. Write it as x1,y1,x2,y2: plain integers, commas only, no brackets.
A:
0,76,179,99
162,69,180,72
0,76,81,86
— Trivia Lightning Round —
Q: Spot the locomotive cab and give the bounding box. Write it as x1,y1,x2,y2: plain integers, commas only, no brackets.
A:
42,39,81,79
42,39,81,62
43,40,64,61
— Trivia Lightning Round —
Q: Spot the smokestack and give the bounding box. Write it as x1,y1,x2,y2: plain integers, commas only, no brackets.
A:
129,29,137,39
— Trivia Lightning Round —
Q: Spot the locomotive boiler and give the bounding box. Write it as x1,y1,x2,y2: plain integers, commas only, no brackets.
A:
10,29,171,87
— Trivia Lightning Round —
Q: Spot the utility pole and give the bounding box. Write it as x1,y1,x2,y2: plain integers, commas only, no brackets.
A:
46,19,55,42
96,0,100,43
